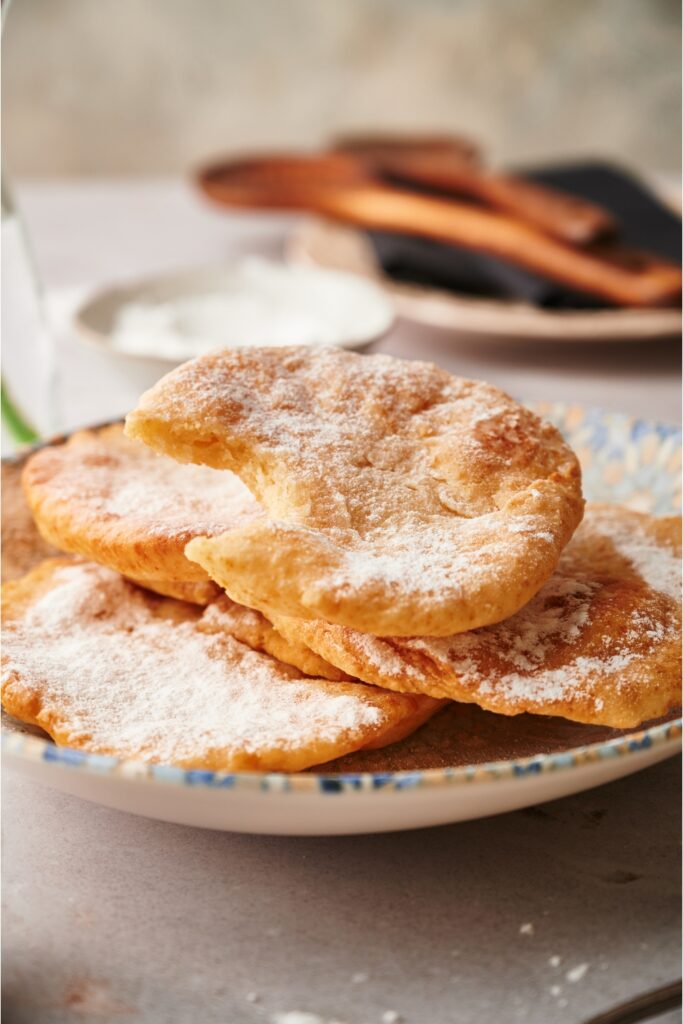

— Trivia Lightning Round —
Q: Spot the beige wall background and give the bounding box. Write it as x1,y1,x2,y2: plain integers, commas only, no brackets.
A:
2,0,681,178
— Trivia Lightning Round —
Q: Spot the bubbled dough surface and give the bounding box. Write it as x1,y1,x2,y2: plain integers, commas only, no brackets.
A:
198,596,353,682
21,423,262,604
5,455,352,679
272,506,682,729
127,346,584,636
1,559,441,772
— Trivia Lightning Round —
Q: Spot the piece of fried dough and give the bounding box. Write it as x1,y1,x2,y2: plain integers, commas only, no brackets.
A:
11,440,348,683
126,346,583,636
21,423,262,604
2,461,61,580
198,596,353,682
271,506,682,728
1,560,442,772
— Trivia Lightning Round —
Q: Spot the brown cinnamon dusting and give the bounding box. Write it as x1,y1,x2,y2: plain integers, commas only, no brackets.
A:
1,462,62,579
321,702,679,773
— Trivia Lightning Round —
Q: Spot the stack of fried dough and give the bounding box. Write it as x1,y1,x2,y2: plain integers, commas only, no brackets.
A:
2,347,681,772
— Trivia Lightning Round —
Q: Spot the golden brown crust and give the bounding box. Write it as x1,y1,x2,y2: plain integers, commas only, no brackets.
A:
21,423,261,604
126,346,583,636
1,557,204,629
2,559,442,772
272,506,682,729
125,576,221,604
198,596,354,682
2,461,62,581
5,448,352,683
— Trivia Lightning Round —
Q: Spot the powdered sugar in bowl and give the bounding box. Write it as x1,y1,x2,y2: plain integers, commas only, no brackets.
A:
74,258,395,363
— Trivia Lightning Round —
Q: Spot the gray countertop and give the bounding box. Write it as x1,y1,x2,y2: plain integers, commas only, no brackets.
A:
3,180,681,1024
3,758,680,1024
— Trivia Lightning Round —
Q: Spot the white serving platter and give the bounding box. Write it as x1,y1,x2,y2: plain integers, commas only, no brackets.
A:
2,403,681,834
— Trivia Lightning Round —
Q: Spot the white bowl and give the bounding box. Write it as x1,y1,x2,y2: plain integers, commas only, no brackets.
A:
74,258,395,363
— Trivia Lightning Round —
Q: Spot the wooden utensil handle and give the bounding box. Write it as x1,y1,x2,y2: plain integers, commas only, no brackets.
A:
381,157,616,246
318,186,681,308
333,139,613,245
477,174,615,245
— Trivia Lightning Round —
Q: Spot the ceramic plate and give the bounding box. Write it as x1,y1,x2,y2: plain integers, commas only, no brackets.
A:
2,404,681,835
287,218,682,343
73,259,395,363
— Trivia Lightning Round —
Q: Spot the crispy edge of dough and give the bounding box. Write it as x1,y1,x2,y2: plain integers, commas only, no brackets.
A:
2,559,446,770
21,425,220,602
197,596,354,682
126,347,585,636
270,506,682,729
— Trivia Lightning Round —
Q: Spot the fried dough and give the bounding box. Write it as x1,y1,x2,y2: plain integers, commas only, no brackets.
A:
21,423,262,604
1,560,442,771
2,461,61,580
271,506,681,728
198,596,353,682
126,346,583,636
15,432,352,679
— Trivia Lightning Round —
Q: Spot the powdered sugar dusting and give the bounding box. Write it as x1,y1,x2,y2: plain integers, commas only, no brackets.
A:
566,963,590,984
408,572,608,709
131,346,581,635
603,509,680,601
507,519,555,543
103,461,255,532
348,629,424,681
2,563,407,770
407,547,678,714
303,507,681,724
327,511,560,611
28,425,260,539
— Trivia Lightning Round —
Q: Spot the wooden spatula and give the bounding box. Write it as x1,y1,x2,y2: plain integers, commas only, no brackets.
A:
334,134,615,246
196,152,681,308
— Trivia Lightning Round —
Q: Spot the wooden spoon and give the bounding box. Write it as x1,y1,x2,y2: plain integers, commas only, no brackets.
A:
196,152,681,308
334,134,615,246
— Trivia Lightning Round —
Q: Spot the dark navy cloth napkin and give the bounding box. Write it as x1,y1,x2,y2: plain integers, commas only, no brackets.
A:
367,162,682,309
